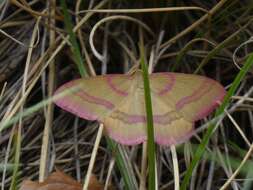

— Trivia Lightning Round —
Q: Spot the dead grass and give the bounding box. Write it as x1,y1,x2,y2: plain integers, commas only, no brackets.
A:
0,0,253,189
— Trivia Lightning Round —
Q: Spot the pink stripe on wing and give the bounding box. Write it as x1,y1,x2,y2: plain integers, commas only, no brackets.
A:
111,111,180,125
193,87,226,121
76,90,115,109
111,112,146,123
106,75,129,96
176,78,211,110
54,96,98,120
155,73,176,95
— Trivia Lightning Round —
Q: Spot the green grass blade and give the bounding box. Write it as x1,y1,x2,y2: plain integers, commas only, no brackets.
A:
242,169,253,190
140,46,156,190
106,139,138,189
60,0,87,77
180,53,253,190
0,163,21,172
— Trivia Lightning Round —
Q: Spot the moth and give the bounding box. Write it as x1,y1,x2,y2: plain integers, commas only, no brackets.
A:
54,70,225,145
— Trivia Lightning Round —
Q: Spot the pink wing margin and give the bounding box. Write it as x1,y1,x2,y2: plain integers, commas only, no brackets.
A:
150,72,226,145
54,72,226,146
53,74,132,122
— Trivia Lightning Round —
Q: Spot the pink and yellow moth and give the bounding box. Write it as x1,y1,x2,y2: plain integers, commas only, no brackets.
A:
54,70,225,146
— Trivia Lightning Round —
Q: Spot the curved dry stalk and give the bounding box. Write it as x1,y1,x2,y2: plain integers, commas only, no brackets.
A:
89,15,155,62
233,37,253,70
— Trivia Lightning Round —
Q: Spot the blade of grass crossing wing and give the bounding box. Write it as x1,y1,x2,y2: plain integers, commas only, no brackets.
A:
140,46,156,190
180,53,253,190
